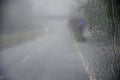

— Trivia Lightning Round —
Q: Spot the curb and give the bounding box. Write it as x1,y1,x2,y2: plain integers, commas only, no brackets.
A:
68,27,96,80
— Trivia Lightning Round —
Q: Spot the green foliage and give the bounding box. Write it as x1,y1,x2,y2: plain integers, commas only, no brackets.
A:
84,0,115,38
100,0,112,19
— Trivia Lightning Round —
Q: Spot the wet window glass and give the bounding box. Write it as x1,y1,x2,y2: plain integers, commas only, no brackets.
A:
0,0,120,80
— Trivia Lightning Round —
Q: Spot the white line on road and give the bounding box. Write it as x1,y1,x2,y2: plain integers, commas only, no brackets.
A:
68,27,96,80
21,56,31,63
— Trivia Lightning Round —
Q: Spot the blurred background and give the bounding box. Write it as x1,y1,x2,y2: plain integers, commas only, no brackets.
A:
0,0,120,80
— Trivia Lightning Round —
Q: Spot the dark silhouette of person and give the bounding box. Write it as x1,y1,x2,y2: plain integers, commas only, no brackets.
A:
78,18,86,37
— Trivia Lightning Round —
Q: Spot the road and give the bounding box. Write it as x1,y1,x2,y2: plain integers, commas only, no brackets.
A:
0,0,89,80
1,20,88,80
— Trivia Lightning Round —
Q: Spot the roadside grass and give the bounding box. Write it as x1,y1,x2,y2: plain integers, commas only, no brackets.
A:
0,31,44,48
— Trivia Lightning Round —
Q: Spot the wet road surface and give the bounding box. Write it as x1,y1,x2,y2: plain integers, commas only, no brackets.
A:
0,0,89,80
1,20,89,80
